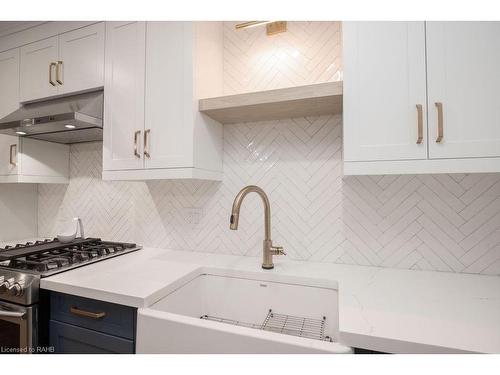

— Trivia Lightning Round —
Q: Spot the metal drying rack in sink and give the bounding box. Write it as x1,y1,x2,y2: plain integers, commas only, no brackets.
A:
200,309,333,342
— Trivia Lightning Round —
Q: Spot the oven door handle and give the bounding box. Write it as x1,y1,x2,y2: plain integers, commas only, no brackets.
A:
0,310,26,319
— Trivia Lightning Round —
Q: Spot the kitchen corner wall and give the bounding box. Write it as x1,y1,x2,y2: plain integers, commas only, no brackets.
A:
37,22,500,276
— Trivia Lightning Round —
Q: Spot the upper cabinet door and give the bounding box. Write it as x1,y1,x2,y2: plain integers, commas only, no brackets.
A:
343,22,428,162
58,23,105,95
144,22,192,169
19,36,59,102
0,136,19,177
426,22,500,159
0,49,20,176
103,22,146,171
0,48,20,118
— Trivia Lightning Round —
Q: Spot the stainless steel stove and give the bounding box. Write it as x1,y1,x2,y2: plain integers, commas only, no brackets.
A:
0,238,141,353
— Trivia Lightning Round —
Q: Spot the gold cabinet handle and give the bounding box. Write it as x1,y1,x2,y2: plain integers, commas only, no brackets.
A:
144,129,151,158
56,61,63,85
416,104,423,144
70,306,106,320
9,144,17,167
49,62,57,86
134,130,141,158
435,102,444,143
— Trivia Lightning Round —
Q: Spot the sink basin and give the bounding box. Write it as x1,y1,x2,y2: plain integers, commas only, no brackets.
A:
136,267,352,354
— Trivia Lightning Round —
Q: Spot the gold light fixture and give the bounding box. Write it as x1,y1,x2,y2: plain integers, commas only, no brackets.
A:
235,21,287,36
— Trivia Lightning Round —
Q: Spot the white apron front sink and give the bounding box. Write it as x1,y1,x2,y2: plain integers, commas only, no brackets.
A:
136,267,352,354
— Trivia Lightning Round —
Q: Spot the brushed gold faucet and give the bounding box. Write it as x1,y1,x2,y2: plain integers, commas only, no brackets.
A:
229,185,286,269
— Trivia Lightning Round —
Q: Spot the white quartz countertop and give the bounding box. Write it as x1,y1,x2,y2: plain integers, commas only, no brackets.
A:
40,247,500,354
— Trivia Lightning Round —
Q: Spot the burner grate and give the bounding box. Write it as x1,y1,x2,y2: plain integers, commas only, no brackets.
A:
200,309,332,342
0,238,140,275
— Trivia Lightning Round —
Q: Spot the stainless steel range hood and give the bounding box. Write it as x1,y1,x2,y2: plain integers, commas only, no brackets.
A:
0,91,103,144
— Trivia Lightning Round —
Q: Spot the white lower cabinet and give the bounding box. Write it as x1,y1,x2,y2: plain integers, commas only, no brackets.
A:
0,137,69,183
103,21,223,181
343,21,500,175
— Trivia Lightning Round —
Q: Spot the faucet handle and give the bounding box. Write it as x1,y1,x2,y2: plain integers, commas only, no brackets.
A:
271,246,286,256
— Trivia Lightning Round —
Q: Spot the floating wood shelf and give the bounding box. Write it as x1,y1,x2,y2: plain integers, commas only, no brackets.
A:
199,81,343,124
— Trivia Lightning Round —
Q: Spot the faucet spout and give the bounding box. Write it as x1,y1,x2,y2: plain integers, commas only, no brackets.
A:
229,185,284,269
230,185,271,239
229,212,239,230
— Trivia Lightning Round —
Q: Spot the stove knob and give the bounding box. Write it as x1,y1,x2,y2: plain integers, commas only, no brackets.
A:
7,281,24,297
0,278,14,293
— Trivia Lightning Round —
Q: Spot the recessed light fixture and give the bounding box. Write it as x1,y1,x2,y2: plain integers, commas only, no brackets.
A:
16,131,27,135
235,21,287,36
64,124,76,129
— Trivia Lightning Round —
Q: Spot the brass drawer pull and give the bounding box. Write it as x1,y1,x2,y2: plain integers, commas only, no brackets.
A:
9,144,17,167
134,130,141,158
416,104,423,144
70,306,106,320
56,61,63,85
49,62,57,86
144,129,151,158
435,102,444,143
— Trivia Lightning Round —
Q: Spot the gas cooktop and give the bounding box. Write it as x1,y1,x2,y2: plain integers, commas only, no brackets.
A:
0,238,141,277
0,238,140,307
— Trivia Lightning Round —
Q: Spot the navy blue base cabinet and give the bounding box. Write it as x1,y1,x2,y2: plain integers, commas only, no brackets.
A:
49,292,137,354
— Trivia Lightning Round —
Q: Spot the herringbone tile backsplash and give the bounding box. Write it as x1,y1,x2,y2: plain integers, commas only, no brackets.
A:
223,21,342,94
37,22,500,275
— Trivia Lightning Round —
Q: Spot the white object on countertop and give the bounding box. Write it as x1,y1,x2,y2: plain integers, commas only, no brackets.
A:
57,217,85,243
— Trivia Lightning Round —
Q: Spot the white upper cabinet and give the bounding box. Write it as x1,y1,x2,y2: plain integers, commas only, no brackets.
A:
103,21,223,181
103,21,146,171
0,49,20,118
20,36,59,102
0,137,70,183
343,21,500,175
144,22,191,170
0,49,20,176
343,22,427,162
426,22,500,159
0,135,18,177
58,22,105,95
0,34,70,183
19,23,104,103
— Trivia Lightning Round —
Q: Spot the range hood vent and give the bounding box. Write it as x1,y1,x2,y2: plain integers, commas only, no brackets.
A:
0,90,103,144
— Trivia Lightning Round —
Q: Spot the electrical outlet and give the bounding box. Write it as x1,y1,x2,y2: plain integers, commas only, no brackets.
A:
184,208,203,225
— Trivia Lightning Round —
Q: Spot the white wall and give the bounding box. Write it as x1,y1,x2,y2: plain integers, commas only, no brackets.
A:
0,184,37,241
36,21,500,275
